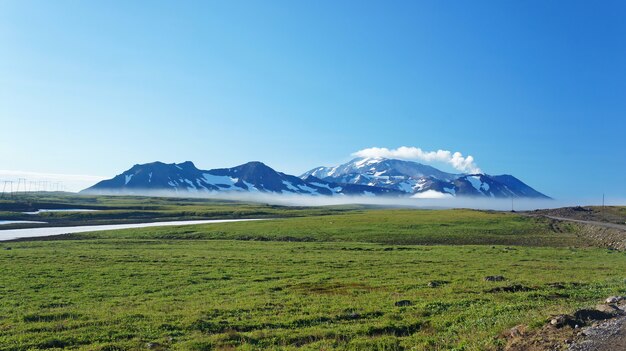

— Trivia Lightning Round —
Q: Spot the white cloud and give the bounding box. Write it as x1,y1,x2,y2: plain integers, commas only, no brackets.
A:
352,146,482,173
0,170,106,192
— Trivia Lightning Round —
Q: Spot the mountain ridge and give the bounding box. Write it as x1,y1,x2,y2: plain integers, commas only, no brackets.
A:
301,157,550,199
82,158,550,199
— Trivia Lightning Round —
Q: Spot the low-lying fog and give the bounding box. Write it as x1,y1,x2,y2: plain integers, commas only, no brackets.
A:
83,190,622,211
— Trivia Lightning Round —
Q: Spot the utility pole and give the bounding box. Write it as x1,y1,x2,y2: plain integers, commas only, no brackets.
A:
602,193,605,222
17,178,26,195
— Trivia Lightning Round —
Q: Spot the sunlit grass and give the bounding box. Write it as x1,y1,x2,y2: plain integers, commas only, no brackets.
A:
1,239,625,350
77,209,585,247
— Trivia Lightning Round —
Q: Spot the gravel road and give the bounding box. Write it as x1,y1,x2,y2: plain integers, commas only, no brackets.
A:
544,216,626,231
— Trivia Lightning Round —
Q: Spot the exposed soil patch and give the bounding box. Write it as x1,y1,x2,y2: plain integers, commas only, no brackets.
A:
504,298,626,351
487,284,534,293
505,323,578,351
394,300,413,307
427,280,449,288
573,309,615,324
290,281,378,295
485,275,507,282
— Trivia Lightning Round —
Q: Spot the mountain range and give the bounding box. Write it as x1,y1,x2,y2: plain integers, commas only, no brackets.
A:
82,158,550,199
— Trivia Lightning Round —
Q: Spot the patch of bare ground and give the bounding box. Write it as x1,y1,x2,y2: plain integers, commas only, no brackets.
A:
504,297,626,351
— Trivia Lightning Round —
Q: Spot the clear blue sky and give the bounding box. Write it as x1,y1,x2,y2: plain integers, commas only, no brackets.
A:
1,1,624,200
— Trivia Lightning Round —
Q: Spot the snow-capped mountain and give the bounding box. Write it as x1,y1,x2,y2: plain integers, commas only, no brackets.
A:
82,158,549,199
301,157,457,193
301,157,550,199
82,161,402,196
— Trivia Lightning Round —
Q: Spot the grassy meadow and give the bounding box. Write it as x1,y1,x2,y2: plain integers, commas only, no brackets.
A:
64,209,583,247
0,195,625,350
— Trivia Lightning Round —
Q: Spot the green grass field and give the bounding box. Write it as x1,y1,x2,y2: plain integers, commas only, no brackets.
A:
67,209,583,247
0,196,625,350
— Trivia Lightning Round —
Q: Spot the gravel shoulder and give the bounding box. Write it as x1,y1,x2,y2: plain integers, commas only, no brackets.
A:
568,312,626,350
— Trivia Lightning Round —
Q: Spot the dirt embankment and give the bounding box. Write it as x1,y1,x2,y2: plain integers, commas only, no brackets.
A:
504,297,626,351
525,206,626,251
568,222,626,251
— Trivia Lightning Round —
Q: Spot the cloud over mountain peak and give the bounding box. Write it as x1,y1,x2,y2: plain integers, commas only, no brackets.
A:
352,146,481,174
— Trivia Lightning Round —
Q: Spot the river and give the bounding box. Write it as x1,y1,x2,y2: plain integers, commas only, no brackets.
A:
0,219,261,241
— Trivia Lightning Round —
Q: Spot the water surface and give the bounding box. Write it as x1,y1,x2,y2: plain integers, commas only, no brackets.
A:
22,209,101,215
0,219,261,241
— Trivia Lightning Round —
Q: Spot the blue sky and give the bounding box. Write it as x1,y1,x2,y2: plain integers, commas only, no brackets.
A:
0,1,624,200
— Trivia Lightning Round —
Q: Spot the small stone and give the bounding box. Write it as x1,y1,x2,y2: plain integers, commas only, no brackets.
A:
604,296,621,303
427,280,448,288
550,316,564,326
550,314,575,328
509,324,525,338
606,296,622,304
